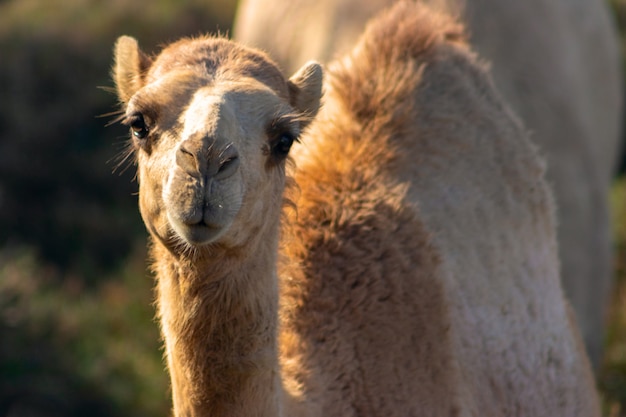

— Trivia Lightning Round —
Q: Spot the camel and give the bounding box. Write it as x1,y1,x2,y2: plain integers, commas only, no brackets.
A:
113,33,323,416
113,1,599,416
234,0,624,369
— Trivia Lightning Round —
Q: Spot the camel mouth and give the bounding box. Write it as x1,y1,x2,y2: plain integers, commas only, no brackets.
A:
163,173,243,248
166,209,232,247
178,223,228,246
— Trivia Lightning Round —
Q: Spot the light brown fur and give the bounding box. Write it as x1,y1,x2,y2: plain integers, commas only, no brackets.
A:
277,3,600,415
113,34,322,416
234,0,624,368
113,2,600,416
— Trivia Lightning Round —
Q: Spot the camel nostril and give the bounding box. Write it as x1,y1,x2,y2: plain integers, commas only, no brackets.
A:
215,154,240,179
176,145,201,177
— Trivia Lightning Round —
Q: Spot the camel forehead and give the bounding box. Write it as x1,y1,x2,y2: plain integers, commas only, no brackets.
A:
147,36,289,99
181,83,295,138
181,90,229,138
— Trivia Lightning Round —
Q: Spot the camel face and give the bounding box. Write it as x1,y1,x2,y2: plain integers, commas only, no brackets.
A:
129,78,303,248
113,36,323,250
156,84,297,247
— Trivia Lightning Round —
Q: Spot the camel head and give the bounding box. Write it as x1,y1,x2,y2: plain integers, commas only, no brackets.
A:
113,36,322,253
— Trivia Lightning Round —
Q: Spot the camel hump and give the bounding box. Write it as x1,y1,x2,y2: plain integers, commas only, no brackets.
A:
356,1,467,65
324,1,472,151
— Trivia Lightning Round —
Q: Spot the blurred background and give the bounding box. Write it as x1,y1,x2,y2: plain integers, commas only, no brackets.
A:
0,0,624,416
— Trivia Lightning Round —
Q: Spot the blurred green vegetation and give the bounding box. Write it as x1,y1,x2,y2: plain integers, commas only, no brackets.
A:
0,0,624,416
600,3,626,416
601,178,626,416
0,245,163,416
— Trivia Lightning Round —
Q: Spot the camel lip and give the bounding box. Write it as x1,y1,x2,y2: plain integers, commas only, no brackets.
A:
181,223,226,246
167,211,229,247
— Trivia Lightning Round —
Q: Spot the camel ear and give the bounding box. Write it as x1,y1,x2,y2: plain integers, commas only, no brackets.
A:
287,61,323,125
113,35,152,104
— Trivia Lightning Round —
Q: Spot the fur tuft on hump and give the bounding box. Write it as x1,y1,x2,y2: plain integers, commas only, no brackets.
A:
328,1,467,131
284,1,484,233
286,1,473,238
355,0,465,62
295,1,470,186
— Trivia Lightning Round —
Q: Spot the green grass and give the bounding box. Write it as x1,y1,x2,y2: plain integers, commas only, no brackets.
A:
600,177,626,416
0,244,169,417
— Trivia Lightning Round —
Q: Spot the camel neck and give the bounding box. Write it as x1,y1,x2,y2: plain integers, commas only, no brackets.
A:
152,240,281,417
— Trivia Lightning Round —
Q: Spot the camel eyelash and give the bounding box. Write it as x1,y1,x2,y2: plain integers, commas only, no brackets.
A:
265,117,301,160
267,115,301,141
126,113,150,140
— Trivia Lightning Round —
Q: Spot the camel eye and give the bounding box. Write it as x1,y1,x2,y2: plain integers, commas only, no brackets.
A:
128,113,149,139
272,133,295,157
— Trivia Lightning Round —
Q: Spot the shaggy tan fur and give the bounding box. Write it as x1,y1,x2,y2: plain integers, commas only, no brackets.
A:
113,2,600,416
234,0,623,368
279,3,600,415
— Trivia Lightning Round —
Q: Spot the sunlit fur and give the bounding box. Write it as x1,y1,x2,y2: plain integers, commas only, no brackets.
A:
278,2,599,416
234,0,624,368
